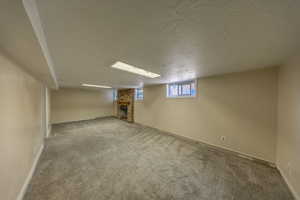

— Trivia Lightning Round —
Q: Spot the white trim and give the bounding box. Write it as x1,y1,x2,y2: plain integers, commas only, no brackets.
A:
205,140,275,164
22,0,59,89
178,133,275,164
51,116,114,125
16,144,44,200
277,166,300,200
137,121,275,164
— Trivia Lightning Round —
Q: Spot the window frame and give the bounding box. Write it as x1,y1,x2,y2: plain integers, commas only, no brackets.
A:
135,88,144,101
166,79,197,99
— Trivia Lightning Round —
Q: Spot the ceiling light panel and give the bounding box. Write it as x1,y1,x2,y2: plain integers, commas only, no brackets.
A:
81,83,112,88
111,62,160,78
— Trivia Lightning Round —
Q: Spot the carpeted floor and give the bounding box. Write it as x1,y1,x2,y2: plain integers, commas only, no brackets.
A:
24,117,293,200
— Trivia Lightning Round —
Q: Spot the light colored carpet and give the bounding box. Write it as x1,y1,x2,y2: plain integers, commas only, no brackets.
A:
24,117,293,200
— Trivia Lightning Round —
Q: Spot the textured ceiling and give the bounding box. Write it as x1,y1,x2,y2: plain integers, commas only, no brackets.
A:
36,0,300,88
0,0,57,88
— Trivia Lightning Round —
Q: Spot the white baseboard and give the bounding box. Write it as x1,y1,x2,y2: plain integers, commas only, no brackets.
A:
138,122,275,166
16,144,44,200
277,166,300,200
51,116,115,125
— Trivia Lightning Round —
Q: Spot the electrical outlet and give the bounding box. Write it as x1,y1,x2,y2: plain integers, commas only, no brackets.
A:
220,136,226,141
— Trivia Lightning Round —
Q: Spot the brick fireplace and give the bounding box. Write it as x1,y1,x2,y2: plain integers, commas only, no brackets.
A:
117,89,134,122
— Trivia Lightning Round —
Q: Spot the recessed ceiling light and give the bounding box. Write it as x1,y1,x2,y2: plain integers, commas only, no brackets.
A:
111,61,160,78
81,83,112,88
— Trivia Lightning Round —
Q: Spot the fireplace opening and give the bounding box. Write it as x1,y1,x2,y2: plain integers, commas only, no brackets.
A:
119,105,128,120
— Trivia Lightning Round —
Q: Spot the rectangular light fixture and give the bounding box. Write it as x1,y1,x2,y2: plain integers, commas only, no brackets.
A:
81,83,112,88
111,61,160,78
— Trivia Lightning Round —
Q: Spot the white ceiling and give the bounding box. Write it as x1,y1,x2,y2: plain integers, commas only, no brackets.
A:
6,0,300,89
0,0,57,88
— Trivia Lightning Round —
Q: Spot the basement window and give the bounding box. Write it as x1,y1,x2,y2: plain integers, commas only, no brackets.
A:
167,80,196,98
135,88,144,100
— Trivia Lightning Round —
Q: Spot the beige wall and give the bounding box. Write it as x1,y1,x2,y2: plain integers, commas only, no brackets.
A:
113,101,118,117
0,53,45,200
51,88,114,124
135,67,278,162
277,56,300,199
46,88,51,137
